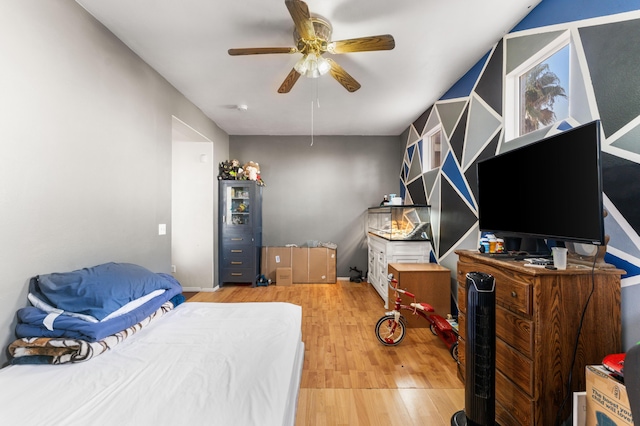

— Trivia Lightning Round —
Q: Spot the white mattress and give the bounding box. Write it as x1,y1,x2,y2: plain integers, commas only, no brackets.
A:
0,302,304,426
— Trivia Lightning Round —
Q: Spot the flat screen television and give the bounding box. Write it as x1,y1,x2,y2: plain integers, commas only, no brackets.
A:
477,120,605,247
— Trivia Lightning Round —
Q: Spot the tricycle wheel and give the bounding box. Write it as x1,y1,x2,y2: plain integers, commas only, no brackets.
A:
450,341,459,362
375,314,407,346
429,323,438,336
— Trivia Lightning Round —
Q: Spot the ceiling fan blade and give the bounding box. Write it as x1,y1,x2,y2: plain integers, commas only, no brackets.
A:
228,47,297,56
329,34,395,54
278,68,302,93
326,59,361,92
285,0,315,40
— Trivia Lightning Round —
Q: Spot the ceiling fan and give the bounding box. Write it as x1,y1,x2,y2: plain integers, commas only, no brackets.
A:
228,0,395,93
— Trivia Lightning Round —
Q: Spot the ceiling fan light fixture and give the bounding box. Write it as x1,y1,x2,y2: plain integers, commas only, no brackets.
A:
294,54,310,75
294,52,331,78
317,55,331,75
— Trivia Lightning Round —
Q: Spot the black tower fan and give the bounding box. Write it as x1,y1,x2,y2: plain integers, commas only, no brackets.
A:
452,272,496,426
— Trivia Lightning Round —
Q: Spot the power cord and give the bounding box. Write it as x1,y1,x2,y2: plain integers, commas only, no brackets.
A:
555,255,597,426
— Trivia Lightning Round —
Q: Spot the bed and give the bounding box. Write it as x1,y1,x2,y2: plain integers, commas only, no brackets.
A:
0,263,304,426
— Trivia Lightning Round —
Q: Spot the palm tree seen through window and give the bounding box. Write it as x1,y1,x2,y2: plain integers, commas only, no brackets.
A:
518,44,570,136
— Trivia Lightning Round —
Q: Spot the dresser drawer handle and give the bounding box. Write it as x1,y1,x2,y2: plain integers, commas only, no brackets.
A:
231,273,243,276
231,261,243,265
511,291,517,298
231,249,243,253
231,238,243,241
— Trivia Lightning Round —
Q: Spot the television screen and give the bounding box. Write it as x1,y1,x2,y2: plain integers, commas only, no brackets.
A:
477,120,605,246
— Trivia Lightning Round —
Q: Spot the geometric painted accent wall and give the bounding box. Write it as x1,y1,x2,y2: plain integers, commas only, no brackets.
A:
399,5,640,349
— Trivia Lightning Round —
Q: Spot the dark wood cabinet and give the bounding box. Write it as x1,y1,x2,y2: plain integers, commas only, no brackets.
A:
455,250,623,426
218,180,262,286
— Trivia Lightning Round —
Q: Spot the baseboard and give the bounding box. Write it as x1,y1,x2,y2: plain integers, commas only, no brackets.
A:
182,286,219,292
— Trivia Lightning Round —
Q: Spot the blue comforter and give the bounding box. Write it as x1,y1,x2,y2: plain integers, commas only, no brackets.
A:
33,263,178,321
15,266,183,342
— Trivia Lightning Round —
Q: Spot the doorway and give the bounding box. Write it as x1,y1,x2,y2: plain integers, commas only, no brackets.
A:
171,116,215,290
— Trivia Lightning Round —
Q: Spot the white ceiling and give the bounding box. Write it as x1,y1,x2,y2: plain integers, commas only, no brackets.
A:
75,0,541,136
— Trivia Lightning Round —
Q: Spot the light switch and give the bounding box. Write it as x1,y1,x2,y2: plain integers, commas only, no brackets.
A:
158,224,167,235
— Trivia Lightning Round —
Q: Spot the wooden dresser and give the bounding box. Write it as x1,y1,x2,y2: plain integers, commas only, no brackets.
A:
387,263,451,328
455,250,623,426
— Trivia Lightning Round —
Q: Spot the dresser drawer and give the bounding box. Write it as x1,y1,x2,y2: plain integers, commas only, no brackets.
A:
495,276,532,317
496,306,534,358
221,245,253,259
496,399,530,426
220,268,254,283
457,259,533,316
496,338,534,396
222,233,252,245
495,369,533,426
222,257,252,268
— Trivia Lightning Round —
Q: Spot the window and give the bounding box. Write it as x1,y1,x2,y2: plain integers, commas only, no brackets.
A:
505,33,570,140
423,125,442,171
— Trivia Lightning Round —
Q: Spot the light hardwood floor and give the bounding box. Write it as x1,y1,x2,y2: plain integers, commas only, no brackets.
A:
189,280,464,425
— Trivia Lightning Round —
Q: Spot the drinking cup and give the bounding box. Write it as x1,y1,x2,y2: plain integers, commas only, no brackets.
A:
552,247,568,270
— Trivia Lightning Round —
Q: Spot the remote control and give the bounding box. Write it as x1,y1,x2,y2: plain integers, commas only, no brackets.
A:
527,258,552,265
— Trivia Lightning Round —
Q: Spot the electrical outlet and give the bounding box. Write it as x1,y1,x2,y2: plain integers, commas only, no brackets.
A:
158,224,167,235
171,265,176,273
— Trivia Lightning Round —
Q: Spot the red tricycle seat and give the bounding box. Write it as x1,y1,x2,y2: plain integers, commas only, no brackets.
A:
410,302,434,312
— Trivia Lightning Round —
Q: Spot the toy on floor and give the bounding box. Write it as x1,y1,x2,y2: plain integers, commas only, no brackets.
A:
349,266,365,283
256,274,271,287
374,273,459,361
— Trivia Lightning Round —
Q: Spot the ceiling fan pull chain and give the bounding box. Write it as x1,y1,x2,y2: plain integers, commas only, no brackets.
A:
310,99,314,146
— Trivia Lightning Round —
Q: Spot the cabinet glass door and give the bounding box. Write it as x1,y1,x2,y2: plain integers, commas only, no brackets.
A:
224,184,251,226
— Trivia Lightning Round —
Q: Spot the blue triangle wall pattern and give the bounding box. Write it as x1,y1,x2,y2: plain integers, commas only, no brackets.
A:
398,5,640,284
442,152,476,210
397,1,640,350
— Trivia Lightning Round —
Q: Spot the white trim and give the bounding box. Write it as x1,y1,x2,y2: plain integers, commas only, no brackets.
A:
171,115,212,142
422,124,443,172
504,30,570,141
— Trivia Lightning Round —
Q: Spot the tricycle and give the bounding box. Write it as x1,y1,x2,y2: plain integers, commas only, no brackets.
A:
374,273,459,361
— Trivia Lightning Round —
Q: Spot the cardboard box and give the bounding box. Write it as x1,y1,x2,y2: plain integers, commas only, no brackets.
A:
276,267,292,286
586,365,633,426
261,246,336,284
261,247,292,282
292,247,336,283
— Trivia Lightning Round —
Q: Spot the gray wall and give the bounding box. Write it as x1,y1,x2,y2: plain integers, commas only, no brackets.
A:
0,1,228,366
230,135,403,276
